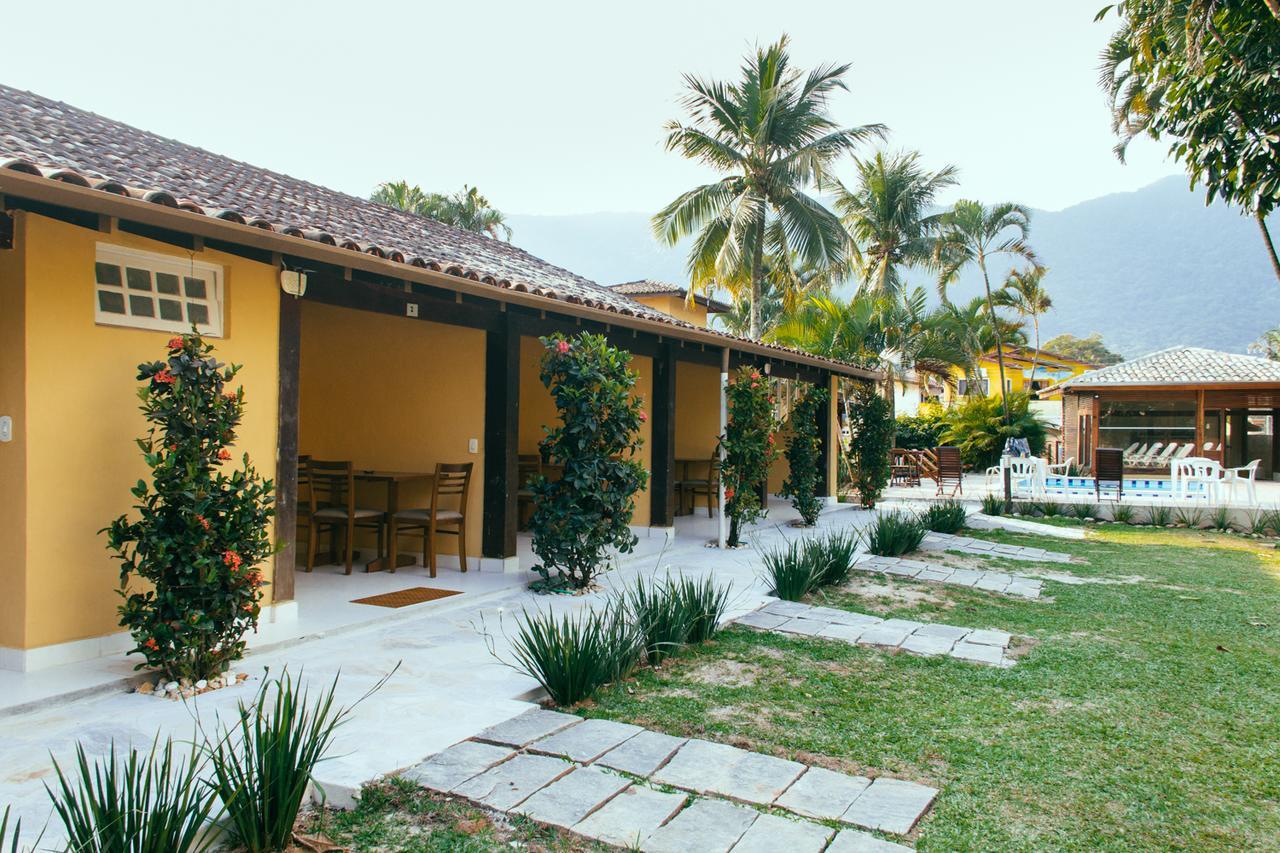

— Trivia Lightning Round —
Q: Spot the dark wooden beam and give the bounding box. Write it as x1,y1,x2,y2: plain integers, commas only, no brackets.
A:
483,314,521,559
303,273,502,332
272,291,301,602
815,372,833,497
650,342,678,527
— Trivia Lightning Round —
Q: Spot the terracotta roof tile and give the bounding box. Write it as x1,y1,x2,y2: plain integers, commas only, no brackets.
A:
1054,346,1280,389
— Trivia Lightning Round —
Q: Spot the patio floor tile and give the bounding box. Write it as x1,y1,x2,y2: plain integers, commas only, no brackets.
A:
401,740,515,793
473,708,581,748
528,717,643,763
452,752,575,811
951,641,1006,665
513,764,630,828
731,812,834,852
966,628,1013,647
735,610,791,630
573,784,687,848
595,729,686,777
774,766,872,821
900,633,958,656
640,798,757,853
843,777,938,834
826,828,914,852
761,599,812,617
775,617,830,637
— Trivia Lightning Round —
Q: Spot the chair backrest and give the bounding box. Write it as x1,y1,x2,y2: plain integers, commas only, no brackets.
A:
1241,459,1262,479
1007,457,1043,476
1094,448,1124,484
935,446,963,480
432,462,474,513
1182,457,1222,479
517,454,542,486
1122,442,1139,455
306,459,354,513
1156,443,1179,461
1173,444,1194,460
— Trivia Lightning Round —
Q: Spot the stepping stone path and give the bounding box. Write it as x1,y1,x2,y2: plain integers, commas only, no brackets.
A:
918,531,1073,563
738,600,1016,668
852,554,1044,599
404,708,930,851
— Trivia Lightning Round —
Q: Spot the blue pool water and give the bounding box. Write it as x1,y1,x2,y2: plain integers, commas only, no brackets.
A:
1043,476,1209,497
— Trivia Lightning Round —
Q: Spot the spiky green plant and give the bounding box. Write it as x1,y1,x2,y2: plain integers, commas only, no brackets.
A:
1111,503,1136,525
0,806,27,853
1209,506,1233,532
673,575,732,644
762,541,820,601
1263,509,1280,537
920,499,968,534
506,605,640,706
1149,505,1173,527
981,493,1005,516
1071,502,1099,521
207,671,365,853
862,510,927,557
623,576,696,666
47,738,218,853
808,530,859,587
1174,506,1205,529
1037,500,1063,518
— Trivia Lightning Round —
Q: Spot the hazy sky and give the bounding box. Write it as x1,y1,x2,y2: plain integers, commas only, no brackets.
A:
6,0,1180,216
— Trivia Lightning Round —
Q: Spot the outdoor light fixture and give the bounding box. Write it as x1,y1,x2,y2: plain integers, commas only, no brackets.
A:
279,268,307,297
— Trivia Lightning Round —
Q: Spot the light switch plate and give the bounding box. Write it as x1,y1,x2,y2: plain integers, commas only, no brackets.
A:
406,303,419,318
468,438,479,454
0,416,11,442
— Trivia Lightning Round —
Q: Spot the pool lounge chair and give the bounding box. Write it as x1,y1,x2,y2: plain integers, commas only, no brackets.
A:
1151,443,1181,467
1130,442,1164,468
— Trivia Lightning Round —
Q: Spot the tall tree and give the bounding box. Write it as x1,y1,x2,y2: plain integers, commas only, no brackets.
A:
936,297,1028,393
934,200,1039,420
1098,1,1280,282
1043,332,1125,365
652,35,884,339
371,182,512,240
996,266,1053,383
835,150,958,296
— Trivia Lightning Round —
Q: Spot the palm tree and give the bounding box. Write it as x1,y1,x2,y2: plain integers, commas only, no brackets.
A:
935,297,1027,394
652,36,885,339
370,182,512,240
933,200,1039,420
996,267,1053,383
835,151,958,296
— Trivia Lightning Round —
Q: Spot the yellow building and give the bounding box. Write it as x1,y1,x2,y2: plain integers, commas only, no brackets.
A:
608,280,730,328
941,347,1097,405
0,85,876,671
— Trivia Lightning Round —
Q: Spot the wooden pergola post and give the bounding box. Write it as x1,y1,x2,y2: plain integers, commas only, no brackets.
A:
482,313,520,563
272,287,301,603
649,342,678,529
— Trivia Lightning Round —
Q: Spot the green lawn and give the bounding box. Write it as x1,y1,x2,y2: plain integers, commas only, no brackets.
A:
576,526,1280,851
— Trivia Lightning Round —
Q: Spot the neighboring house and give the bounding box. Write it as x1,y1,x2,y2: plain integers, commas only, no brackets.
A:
608,280,730,328
944,347,1097,404
1040,346,1280,477
0,85,877,671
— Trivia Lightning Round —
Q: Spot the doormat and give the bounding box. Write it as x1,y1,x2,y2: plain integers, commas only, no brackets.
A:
351,587,463,608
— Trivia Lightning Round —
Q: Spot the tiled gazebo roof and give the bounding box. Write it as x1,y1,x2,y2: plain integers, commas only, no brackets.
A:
1051,346,1280,390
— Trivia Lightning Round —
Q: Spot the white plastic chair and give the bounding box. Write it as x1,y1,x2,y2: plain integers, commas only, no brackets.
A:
1007,457,1047,498
1174,457,1223,501
1124,443,1150,466
1223,459,1261,505
1172,444,1194,461
1132,442,1164,468
1152,443,1180,466
1046,456,1074,476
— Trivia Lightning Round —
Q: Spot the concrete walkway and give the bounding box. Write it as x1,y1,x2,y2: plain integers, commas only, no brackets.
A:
917,531,1074,563
405,708,926,851
739,599,1016,667
851,553,1045,599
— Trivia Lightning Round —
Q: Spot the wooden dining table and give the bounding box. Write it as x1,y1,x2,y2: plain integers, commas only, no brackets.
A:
354,469,434,572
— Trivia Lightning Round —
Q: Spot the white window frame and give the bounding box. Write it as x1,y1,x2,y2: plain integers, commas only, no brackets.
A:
94,243,224,337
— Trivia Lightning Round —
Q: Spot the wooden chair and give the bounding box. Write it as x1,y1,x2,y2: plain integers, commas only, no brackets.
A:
678,452,720,517
891,449,921,486
1094,447,1124,501
516,454,542,530
389,462,474,577
934,446,963,496
295,454,311,567
304,459,386,575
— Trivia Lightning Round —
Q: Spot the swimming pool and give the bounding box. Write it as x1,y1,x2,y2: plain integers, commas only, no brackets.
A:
1042,475,1210,498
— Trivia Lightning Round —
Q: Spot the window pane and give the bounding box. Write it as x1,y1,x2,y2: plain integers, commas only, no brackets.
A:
183,277,207,298
95,262,122,287
187,303,209,325
129,294,155,317
98,289,126,314
158,298,184,321
126,267,153,291
156,272,181,295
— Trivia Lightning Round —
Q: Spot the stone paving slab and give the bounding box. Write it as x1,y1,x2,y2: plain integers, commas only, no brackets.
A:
731,812,834,852
573,784,687,848
843,777,938,835
735,609,791,630
827,828,914,852
529,717,643,763
402,740,515,793
640,798,757,853
514,764,630,828
595,729,686,777
739,599,1016,667
474,708,582,748
652,738,805,805
775,766,872,821
856,553,1044,599
452,752,575,811
918,531,1073,564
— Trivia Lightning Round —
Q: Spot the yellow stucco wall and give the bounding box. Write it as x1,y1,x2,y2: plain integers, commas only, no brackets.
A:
298,302,486,559
675,361,721,463
0,212,28,649
631,294,710,328
944,350,1094,406
14,212,281,649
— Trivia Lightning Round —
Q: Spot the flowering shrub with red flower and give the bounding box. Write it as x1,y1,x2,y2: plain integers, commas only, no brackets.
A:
780,385,829,526
529,332,648,590
103,333,275,682
721,367,780,546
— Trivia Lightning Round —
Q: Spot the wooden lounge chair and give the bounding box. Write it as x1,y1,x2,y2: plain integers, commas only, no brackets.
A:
935,446,963,496
1094,448,1124,501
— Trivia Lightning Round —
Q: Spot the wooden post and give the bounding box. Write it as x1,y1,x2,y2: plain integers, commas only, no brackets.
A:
718,347,729,549
272,291,301,603
815,371,833,498
650,342,677,528
1196,390,1205,459
482,315,520,561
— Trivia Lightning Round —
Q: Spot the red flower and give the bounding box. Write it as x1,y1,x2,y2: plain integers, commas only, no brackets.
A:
249,570,263,587
218,448,232,461
154,368,176,385
724,487,735,500
751,382,759,389
166,336,184,351
556,340,571,354
750,372,761,380
223,391,237,403
223,550,242,570
768,434,776,444
242,602,255,613
143,637,159,651
196,515,210,531
639,410,648,423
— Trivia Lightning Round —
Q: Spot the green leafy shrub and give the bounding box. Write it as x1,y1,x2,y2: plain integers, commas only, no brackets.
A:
722,367,780,545
863,510,927,557
939,392,1047,471
507,605,640,705
1071,502,1099,520
1111,503,1136,524
208,671,363,853
920,499,968,533
894,412,945,451
808,530,859,586
48,738,218,853
623,576,695,665
1209,506,1233,532
529,333,648,589
673,575,732,644
762,541,820,601
980,493,1005,516
104,334,275,682
847,383,894,508
781,386,830,526
1013,501,1035,516
1148,505,1173,526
